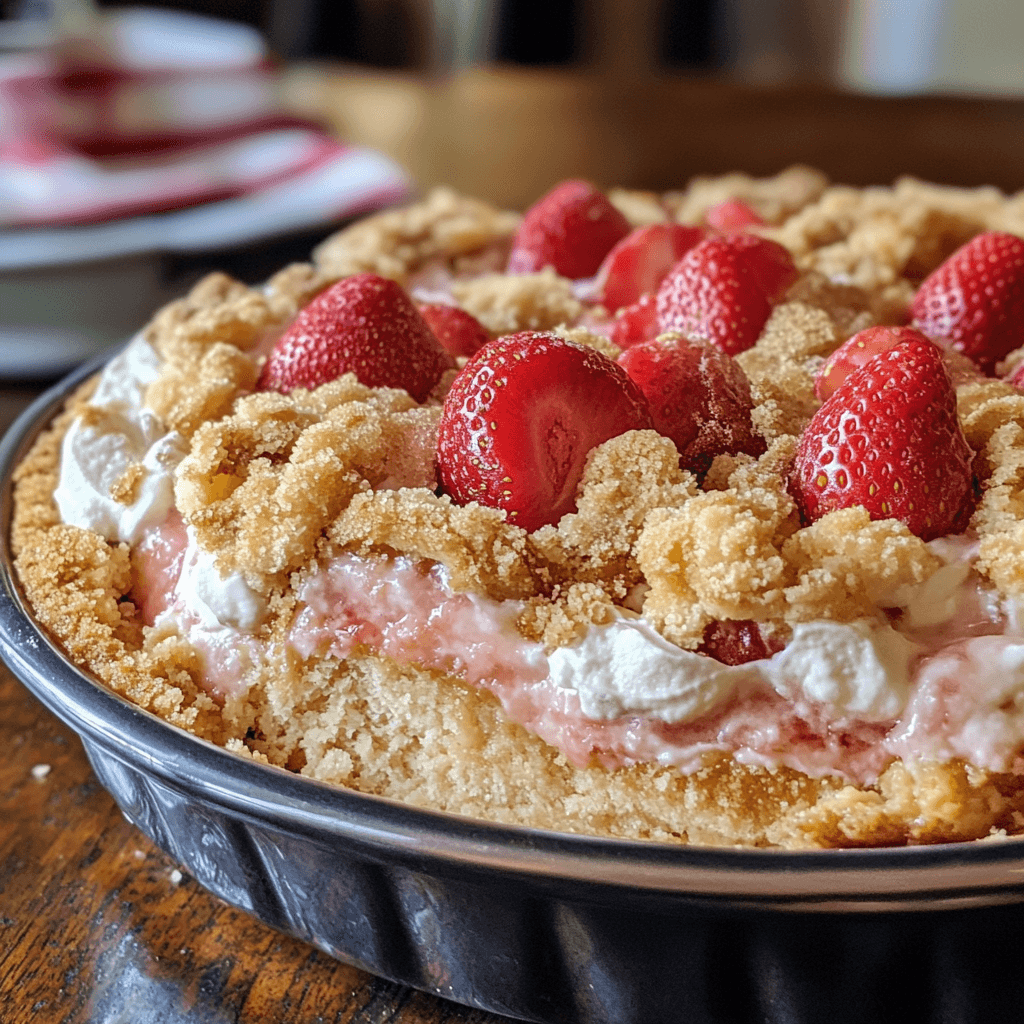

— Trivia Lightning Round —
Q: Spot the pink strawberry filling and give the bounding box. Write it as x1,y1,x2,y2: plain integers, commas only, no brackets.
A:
129,524,1024,784
130,512,260,701
283,555,914,781
289,555,546,691
131,508,188,624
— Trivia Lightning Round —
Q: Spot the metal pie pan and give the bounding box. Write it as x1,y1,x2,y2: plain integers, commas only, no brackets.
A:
3,360,1024,1024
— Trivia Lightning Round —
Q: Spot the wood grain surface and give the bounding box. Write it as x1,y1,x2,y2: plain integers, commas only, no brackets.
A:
0,669,508,1024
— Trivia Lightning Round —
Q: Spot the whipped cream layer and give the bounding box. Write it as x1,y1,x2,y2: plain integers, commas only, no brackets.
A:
54,337,189,545
56,332,1024,784
553,615,917,724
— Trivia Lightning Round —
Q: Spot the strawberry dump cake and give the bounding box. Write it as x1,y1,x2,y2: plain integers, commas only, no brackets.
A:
13,167,1024,849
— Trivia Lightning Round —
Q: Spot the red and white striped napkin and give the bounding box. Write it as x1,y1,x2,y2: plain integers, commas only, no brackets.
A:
0,8,410,235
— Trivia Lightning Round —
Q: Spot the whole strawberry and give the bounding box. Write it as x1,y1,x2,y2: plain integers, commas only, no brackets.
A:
617,333,764,477
507,179,631,280
911,230,1024,375
437,332,653,532
656,234,797,356
417,303,490,358
793,336,974,541
258,274,454,402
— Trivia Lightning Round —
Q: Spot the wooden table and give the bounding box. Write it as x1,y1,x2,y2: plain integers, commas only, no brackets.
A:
5,65,1024,1022
0,668,511,1023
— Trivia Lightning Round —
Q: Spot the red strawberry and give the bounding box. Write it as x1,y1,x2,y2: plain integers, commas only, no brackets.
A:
617,334,764,477
437,332,653,532
726,234,798,302
258,273,454,402
417,303,490,358
507,179,631,280
608,293,659,349
655,234,797,356
911,231,1024,375
698,619,783,665
815,325,930,401
593,223,705,313
705,199,765,233
793,336,974,541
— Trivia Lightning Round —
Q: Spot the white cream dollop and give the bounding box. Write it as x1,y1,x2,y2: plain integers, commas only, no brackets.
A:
174,528,265,632
54,337,187,546
551,613,918,724
763,620,918,719
548,614,757,724
56,334,273,636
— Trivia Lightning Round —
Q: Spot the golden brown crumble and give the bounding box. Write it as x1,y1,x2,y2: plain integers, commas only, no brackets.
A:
450,267,582,335
313,187,519,284
174,377,433,590
666,165,830,226
528,430,697,602
607,188,669,227
109,463,145,506
12,170,1024,850
767,176,1024,321
551,324,622,361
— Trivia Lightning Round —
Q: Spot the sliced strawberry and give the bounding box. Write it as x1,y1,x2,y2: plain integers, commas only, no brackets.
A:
617,334,764,477
814,325,931,401
655,234,797,356
593,223,705,313
793,336,975,541
436,332,653,532
705,199,765,233
417,303,490,359
507,179,631,280
608,293,660,350
258,273,454,402
911,230,1024,375
698,619,783,665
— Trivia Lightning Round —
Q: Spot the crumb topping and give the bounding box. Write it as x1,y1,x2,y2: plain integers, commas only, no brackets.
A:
174,377,429,589
667,165,830,226
313,187,519,284
607,188,670,227
450,267,582,335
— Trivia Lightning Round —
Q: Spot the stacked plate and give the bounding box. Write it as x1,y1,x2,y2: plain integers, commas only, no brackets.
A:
0,7,409,377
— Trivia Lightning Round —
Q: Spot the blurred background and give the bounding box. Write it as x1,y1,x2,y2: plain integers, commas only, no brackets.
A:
1,0,1024,388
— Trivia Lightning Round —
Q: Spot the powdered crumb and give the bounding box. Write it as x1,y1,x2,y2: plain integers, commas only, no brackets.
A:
666,165,829,226
451,267,582,336
314,188,518,284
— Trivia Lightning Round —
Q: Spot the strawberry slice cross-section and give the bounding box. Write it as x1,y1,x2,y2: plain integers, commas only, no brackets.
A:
437,331,653,532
